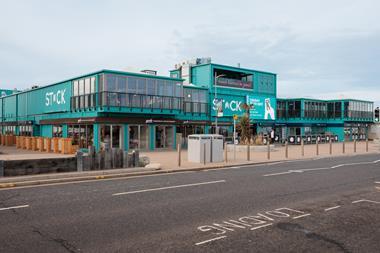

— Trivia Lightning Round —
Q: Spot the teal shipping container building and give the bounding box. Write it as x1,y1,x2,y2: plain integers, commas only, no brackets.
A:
0,58,375,151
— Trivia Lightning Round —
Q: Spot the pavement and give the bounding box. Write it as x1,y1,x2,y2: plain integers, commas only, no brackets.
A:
0,141,379,188
0,153,379,252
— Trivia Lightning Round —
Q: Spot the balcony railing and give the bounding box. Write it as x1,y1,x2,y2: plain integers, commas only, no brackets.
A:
71,92,208,115
277,109,373,121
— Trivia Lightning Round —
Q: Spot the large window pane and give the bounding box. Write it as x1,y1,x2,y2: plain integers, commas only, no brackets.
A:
117,76,127,92
79,79,85,95
137,78,146,94
146,79,155,95
106,75,117,91
128,77,137,93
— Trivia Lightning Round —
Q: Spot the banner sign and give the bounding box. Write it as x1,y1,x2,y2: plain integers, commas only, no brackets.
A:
247,95,276,120
212,95,245,117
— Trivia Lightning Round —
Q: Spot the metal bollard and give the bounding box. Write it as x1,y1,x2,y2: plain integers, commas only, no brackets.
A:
177,143,181,167
285,141,289,159
267,141,270,160
354,139,357,153
224,142,228,163
301,139,304,157
366,138,369,152
203,143,206,165
247,144,250,161
316,140,319,156
342,140,345,154
329,138,332,155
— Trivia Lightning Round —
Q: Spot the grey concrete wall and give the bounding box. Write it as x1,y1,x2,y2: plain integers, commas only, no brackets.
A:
2,157,76,177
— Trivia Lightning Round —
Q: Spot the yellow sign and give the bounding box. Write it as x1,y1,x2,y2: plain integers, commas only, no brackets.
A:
233,114,238,120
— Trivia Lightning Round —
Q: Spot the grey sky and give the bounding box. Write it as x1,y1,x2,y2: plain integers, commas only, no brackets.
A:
1,0,379,105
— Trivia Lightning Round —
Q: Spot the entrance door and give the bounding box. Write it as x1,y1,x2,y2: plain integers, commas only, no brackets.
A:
129,125,149,150
155,126,173,149
100,125,123,150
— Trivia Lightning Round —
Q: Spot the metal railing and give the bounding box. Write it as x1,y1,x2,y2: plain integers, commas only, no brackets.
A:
277,109,373,121
71,92,208,114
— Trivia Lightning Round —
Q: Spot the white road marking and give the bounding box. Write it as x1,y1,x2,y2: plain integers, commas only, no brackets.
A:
375,187,380,191
375,182,380,184
112,180,226,196
195,236,227,246
292,213,311,219
0,205,29,211
263,159,380,177
263,171,293,177
324,205,341,211
352,199,380,204
250,223,273,230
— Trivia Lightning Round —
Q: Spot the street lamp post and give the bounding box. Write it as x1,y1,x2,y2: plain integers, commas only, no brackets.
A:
214,73,226,134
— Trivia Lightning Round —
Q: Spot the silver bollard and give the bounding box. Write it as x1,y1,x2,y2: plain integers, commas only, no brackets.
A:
177,143,181,167
285,141,289,159
224,142,228,163
316,140,319,156
329,138,332,155
301,139,304,157
247,144,250,161
267,141,270,160
354,139,357,153
366,138,369,152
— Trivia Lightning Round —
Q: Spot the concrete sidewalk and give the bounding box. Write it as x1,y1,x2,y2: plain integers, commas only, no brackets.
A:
142,141,380,170
0,141,379,189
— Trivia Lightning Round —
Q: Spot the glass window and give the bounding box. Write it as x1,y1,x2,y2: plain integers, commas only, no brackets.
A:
128,77,137,93
73,81,79,96
90,77,96,93
146,79,156,95
84,78,91,94
137,78,146,94
157,80,165,96
117,76,127,92
165,81,174,97
106,74,117,92
175,82,182,97
79,79,85,95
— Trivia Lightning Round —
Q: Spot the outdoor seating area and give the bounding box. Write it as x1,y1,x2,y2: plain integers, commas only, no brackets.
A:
0,134,78,154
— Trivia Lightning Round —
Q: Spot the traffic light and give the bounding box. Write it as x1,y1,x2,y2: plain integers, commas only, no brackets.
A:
375,107,379,122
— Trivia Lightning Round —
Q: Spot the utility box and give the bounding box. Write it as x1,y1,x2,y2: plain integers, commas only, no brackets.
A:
188,134,224,163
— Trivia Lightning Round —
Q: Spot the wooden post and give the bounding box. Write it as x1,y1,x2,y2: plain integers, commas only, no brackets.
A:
285,141,289,159
301,139,304,156
329,138,332,155
45,138,52,153
177,143,181,167
247,144,250,161
316,140,319,156
267,141,270,160
342,140,345,154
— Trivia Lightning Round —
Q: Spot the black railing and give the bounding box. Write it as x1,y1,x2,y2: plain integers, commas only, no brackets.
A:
183,101,208,114
277,109,373,121
71,92,208,114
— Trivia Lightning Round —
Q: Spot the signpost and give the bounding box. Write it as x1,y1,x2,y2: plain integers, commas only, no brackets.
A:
233,114,238,160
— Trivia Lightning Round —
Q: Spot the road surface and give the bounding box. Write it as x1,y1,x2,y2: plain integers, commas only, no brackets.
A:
1,153,380,252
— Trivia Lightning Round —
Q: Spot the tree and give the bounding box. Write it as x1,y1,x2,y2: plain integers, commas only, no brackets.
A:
239,103,254,144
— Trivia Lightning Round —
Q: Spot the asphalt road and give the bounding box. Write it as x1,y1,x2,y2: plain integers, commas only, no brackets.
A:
1,153,380,253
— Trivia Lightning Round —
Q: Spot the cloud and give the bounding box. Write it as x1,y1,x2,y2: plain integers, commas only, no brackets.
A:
0,0,379,108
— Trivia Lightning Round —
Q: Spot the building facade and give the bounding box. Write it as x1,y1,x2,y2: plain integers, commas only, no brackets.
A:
0,60,375,151
276,98,374,142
